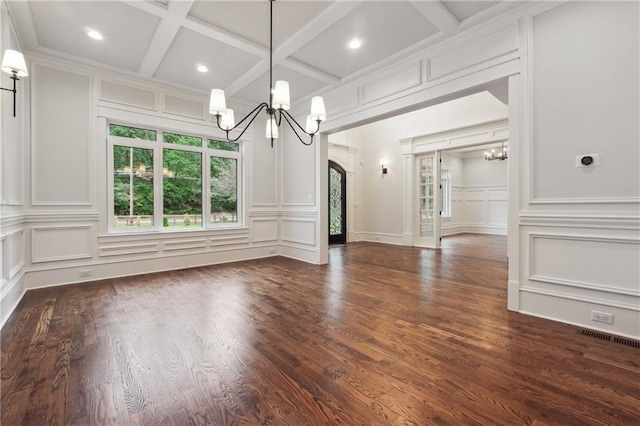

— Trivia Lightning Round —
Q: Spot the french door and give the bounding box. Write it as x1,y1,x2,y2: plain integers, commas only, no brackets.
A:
414,152,441,248
328,161,347,244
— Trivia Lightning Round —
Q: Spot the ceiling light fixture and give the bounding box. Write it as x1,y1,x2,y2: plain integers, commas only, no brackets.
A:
208,0,326,148
87,30,103,40
348,38,362,49
1,49,28,117
196,64,208,73
485,141,508,161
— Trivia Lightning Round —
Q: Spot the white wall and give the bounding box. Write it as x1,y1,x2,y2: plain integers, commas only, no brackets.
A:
0,3,27,327
519,1,639,338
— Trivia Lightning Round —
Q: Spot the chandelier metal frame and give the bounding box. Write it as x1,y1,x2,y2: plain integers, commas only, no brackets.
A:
208,0,325,147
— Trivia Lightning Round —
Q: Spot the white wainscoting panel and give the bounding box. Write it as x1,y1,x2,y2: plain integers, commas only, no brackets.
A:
252,131,278,207
210,235,250,247
428,27,516,81
281,218,316,246
32,225,93,263
488,200,508,225
251,218,278,243
0,238,4,284
163,239,208,252
163,94,206,120
32,65,92,206
324,87,359,117
529,234,640,294
362,62,422,105
7,230,25,279
463,200,485,226
530,1,639,203
101,80,158,110
99,242,159,257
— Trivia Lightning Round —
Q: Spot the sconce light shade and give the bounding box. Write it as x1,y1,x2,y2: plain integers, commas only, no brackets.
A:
1,49,28,77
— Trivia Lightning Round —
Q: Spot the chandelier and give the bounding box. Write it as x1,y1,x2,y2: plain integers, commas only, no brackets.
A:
208,0,326,147
484,141,508,161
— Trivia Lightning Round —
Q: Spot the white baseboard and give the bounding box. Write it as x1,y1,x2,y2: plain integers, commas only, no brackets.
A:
25,246,279,291
1,273,26,329
359,232,405,246
280,243,321,265
519,290,640,340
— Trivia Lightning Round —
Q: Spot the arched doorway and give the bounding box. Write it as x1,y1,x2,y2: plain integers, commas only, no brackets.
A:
328,160,347,244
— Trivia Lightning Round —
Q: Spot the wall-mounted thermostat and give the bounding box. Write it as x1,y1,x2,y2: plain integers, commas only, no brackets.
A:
576,153,599,168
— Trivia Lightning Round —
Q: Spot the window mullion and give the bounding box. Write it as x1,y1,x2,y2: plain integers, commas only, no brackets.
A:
154,133,163,231
204,154,211,228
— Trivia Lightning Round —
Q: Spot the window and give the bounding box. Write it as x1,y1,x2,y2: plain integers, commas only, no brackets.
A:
441,169,451,218
108,124,241,232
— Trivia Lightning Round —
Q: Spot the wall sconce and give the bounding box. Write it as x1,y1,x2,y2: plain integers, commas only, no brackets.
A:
1,49,28,117
380,160,388,177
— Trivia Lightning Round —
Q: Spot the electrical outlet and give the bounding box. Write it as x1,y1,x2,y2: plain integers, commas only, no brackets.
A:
591,310,614,324
79,269,92,278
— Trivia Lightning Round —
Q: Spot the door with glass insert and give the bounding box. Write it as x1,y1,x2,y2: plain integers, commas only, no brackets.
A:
329,161,347,244
414,153,440,248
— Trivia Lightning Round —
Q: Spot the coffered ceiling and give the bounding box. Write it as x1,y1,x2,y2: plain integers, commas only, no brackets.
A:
7,1,526,108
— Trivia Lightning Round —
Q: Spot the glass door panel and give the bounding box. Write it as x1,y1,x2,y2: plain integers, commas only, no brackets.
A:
414,153,440,248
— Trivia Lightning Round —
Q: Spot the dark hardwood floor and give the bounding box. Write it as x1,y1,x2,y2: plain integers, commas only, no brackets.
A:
2,234,639,425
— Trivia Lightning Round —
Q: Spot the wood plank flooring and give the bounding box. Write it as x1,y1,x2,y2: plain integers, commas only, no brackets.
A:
2,234,639,425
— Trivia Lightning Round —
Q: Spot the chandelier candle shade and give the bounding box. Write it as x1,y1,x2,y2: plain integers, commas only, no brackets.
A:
208,0,326,147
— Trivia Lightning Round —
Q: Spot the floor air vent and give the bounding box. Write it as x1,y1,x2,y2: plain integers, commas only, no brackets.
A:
581,329,611,341
580,330,640,349
614,337,640,349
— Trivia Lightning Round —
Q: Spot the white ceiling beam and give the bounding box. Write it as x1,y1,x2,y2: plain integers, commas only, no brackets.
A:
119,0,171,20
137,1,195,78
280,58,339,85
181,18,268,59
410,1,459,35
225,0,364,97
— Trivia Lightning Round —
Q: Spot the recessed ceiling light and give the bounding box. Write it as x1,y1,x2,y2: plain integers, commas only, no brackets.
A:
87,30,103,40
348,38,362,49
196,64,208,73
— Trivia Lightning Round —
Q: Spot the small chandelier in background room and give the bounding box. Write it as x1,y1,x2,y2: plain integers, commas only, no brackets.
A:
485,141,508,161
208,0,326,147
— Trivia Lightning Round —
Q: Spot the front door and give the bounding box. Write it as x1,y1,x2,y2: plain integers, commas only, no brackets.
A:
329,161,347,244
